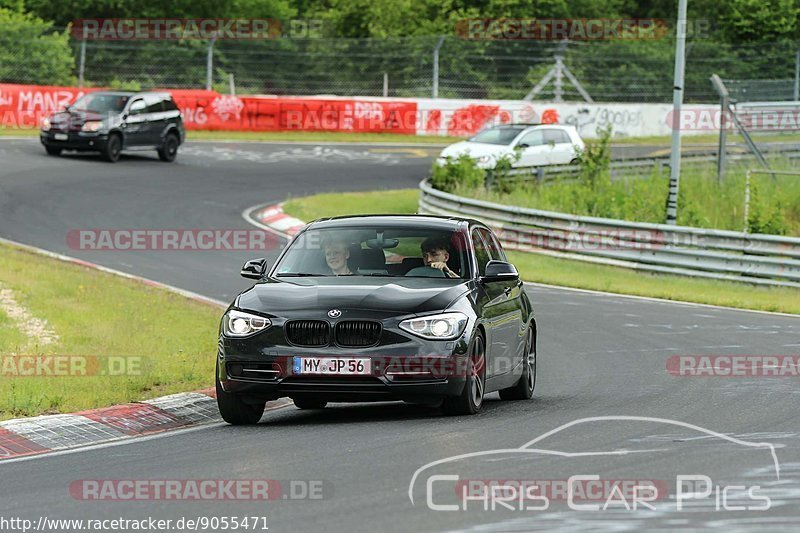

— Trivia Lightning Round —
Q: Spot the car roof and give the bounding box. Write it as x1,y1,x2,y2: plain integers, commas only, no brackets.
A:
475,123,576,135
306,214,485,230
85,90,172,98
84,91,136,96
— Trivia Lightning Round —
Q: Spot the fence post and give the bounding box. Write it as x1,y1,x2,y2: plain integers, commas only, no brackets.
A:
553,52,564,102
206,36,217,91
710,75,729,183
744,169,751,233
665,0,688,225
432,36,444,98
78,39,86,88
383,72,388,97
794,49,799,101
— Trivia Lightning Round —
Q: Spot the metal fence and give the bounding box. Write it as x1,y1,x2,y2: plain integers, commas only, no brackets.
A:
4,30,800,103
418,178,800,289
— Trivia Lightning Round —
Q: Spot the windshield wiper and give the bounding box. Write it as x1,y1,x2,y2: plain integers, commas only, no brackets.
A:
275,273,328,277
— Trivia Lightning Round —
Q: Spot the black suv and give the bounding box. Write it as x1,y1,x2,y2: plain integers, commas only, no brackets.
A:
40,91,185,163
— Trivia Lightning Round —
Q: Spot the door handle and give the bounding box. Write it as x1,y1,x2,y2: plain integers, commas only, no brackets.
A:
503,286,512,296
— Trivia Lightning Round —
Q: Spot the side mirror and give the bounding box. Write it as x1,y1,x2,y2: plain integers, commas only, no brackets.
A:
517,143,529,149
241,258,268,280
481,260,519,282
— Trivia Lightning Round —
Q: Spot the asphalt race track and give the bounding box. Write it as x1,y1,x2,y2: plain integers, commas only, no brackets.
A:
1,138,799,532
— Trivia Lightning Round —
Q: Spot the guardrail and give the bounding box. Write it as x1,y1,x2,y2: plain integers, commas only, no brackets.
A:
418,179,800,288
487,146,800,186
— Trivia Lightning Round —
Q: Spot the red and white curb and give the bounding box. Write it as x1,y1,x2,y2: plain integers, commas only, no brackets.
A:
250,203,306,237
0,390,291,461
0,237,296,462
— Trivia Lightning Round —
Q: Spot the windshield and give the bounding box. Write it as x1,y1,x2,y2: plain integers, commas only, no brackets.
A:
71,93,130,113
468,126,527,145
274,226,470,279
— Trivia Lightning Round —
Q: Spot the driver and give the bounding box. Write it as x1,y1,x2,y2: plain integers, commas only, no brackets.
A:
406,237,458,278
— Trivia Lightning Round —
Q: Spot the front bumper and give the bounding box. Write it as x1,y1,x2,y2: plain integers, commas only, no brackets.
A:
218,334,471,403
40,131,109,151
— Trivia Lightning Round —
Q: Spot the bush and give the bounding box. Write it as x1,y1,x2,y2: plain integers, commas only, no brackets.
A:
0,8,74,85
747,179,789,235
430,154,485,193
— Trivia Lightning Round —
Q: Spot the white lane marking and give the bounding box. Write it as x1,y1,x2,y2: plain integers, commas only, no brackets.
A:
180,145,400,165
241,202,294,240
270,216,305,231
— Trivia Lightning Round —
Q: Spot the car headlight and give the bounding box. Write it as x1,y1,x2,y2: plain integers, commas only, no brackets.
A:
399,312,468,340
223,309,271,337
473,155,491,164
41,117,51,131
81,121,103,132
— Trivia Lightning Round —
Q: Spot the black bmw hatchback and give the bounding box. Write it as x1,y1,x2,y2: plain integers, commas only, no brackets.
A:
217,215,537,424
40,91,184,162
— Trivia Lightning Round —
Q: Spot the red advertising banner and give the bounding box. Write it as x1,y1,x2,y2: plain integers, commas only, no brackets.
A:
0,84,417,134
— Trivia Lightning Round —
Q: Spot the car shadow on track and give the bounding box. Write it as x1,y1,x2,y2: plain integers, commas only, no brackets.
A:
253,396,547,427
48,152,166,163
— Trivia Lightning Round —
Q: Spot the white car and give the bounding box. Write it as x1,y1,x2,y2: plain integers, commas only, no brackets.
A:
436,124,585,170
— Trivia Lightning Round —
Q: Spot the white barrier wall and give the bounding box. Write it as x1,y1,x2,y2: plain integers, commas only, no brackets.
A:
403,98,715,138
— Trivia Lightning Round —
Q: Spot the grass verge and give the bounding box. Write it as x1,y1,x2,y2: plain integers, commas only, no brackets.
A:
283,189,420,222
0,242,221,420
281,189,800,315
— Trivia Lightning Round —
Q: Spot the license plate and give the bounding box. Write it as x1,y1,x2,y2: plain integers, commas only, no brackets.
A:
54,133,68,141
293,357,371,375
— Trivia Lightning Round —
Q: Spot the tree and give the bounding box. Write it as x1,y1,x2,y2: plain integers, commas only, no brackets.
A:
0,8,74,84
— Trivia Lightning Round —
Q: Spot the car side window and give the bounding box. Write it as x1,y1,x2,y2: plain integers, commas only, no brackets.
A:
478,228,506,262
144,96,165,114
517,130,544,148
128,99,146,115
543,129,570,144
163,98,178,111
471,229,491,277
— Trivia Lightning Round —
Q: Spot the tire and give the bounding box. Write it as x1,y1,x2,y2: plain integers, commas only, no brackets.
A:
45,145,62,156
293,398,327,410
102,134,122,163
216,362,265,425
443,332,486,416
157,133,179,162
499,326,536,401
